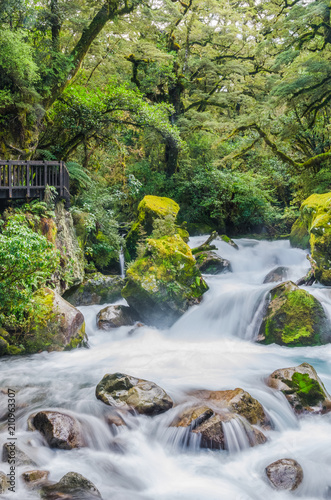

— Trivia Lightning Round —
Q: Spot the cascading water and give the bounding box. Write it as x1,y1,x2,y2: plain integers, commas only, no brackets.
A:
2,238,331,499
119,247,125,279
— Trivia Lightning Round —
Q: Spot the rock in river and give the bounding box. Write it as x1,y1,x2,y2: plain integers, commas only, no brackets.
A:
267,362,331,415
266,458,303,491
41,472,102,499
194,251,232,274
171,405,267,450
96,372,173,415
263,266,289,284
32,411,85,449
96,305,138,330
258,281,330,346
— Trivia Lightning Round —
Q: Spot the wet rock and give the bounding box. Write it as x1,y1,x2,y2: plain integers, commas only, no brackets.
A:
96,372,173,416
267,362,331,415
21,470,49,489
257,281,330,346
171,405,267,450
32,411,84,449
96,305,138,330
0,471,9,493
122,234,208,328
263,266,289,284
190,388,271,428
41,472,102,499
2,443,36,466
266,458,303,491
64,274,125,307
194,251,232,275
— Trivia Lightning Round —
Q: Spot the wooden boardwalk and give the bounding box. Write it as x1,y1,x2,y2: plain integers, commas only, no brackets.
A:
0,160,70,205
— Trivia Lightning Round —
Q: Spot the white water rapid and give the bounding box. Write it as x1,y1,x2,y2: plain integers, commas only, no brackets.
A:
2,238,331,499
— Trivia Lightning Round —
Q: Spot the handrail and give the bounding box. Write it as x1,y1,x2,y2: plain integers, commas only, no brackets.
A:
0,160,70,206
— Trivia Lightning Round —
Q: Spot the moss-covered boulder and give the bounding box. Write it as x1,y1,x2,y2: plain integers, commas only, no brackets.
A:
290,192,331,284
122,234,208,327
41,472,102,500
64,273,125,307
22,288,87,354
96,372,173,415
171,405,267,450
258,281,330,346
195,251,232,274
126,195,180,260
267,363,331,415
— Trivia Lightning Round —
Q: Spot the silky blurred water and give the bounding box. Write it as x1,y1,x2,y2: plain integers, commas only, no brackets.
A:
1,238,331,499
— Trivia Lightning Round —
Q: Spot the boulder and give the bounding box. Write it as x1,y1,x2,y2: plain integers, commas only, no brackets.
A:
267,362,331,415
96,372,173,416
263,266,289,284
23,288,87,353
265,458,303,491
189,388,271,428
21,470,49,489
194,251,232,274
0,328,23,356
96,305,138,330
2,443,36,466
257,281,330,346
122,234,208,327
290,192,331,285
32,411,85,449
126,195,180,260
40,472,101,500
64,274,125,307
0,471,9,494
171,405,266,450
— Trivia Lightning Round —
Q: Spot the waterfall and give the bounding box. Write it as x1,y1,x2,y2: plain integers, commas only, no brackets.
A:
119,246,125,279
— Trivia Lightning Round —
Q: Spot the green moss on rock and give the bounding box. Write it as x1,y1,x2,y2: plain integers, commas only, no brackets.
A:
290,192,331,284
122,234,208,327
126,195,180,260
258,281,330,347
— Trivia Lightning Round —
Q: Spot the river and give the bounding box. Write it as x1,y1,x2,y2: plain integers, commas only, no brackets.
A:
2,237,331,499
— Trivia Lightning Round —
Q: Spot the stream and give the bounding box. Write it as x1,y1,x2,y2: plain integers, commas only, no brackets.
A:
2,237,331,499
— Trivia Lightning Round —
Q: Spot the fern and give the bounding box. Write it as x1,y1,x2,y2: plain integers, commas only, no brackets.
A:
66,161,92,188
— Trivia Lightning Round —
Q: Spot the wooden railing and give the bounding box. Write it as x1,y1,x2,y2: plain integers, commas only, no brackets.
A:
0,160,70,206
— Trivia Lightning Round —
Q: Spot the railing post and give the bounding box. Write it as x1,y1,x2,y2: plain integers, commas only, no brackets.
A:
26,161,30,197
60,161,63,197
44,162,47,189
8,161,12,199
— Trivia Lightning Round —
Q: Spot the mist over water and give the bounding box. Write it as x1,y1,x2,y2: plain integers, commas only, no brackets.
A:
2,238,331,499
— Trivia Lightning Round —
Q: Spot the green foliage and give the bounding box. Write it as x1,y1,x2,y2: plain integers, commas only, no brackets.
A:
0,214,60,328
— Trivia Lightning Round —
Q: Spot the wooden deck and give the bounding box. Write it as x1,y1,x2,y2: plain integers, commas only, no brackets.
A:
0,160,70,206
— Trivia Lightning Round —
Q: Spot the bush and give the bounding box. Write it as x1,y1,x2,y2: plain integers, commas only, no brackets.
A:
0,214,60,328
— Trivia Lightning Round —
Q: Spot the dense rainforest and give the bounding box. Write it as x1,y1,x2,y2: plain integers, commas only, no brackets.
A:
0,0,331,337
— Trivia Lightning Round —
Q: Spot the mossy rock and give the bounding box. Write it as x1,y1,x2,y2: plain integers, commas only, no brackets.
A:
267,362,331,414
122,234,208,327
195,251,232,274
258,281,330,347
290,192,331,284
126,195,180,260
64,273,125,307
